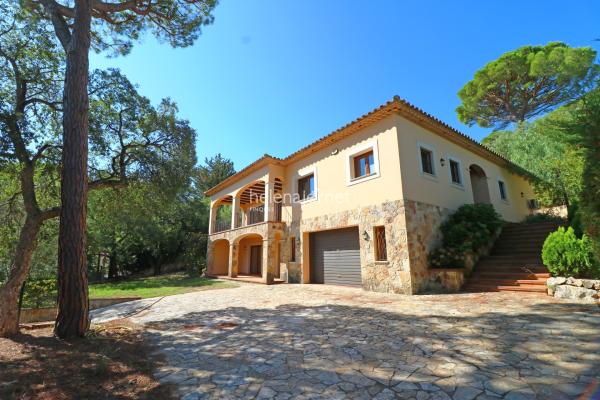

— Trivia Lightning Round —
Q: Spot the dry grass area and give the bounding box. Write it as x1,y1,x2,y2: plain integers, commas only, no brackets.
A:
0,320,174,400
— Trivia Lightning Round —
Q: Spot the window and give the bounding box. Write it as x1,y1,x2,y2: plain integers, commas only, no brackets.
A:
290,237,296,262
420,146,435,176
449,159,462,186
374,226,387,262
346,141,380,186
297,174,315,200
498,180,507,201
352,150,375,179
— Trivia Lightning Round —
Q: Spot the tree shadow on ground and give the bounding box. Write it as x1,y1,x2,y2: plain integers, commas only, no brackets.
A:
0,325,175,400
143,300,600,399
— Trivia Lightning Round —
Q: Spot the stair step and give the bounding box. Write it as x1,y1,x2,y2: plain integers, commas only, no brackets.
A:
480,255,542,262
476,266,547,272
464,222,556,294
464,285,548,293
473,279,547,286
471,272,550,279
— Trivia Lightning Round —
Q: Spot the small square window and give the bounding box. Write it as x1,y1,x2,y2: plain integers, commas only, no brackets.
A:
374,226,387,261
298,174,315,200
352,150,375,179
420,147,435,176
498,180,507,201
450,159,462,185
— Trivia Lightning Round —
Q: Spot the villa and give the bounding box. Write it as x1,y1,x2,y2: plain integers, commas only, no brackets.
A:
205,96,537,294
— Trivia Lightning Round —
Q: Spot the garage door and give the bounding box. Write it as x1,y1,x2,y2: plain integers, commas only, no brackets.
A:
309,227,362,286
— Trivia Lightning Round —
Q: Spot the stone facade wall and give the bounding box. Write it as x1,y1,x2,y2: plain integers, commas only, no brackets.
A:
206,199,470,295
547,277,600,303
206,222,285,282
403,199,452,293
286,200,412,294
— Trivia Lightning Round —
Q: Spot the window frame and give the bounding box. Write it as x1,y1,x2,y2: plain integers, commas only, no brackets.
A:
417,141,437,180
295,167,318,203
374,226,388,262
346,140,380,186
447,155,464,189
498,178,509,203
353,150,374,179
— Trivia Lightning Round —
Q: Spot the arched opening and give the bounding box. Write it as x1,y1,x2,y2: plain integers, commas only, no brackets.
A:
211,239,230,275
213,195,233,233
469,164,491,204
236,234,264,276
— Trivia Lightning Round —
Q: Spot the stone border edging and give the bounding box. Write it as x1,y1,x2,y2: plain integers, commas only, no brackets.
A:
547,277,600,303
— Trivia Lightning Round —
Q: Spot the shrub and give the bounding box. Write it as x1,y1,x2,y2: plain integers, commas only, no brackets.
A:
429,247,465,268
440,204,503,252
429,204,503,268
22,278,57,308
542,227,597,278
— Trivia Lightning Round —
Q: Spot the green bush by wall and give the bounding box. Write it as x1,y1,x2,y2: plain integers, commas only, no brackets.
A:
542,227,597,278
429,204,503,268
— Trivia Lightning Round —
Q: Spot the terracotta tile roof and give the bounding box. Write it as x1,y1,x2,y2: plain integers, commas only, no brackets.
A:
205,96,532,196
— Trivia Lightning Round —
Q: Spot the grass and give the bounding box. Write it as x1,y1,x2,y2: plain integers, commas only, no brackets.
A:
89,273,238,299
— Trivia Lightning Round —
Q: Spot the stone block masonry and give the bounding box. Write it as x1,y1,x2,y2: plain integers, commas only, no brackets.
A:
547,277,600,303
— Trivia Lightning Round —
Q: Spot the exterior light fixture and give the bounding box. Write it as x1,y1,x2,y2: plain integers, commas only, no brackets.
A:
331,149,339,155
362,230,370,241
440,158,446,167
296,237,301,246
520,192,524,198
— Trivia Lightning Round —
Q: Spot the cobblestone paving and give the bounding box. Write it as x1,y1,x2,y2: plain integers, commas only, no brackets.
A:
92,283,600,399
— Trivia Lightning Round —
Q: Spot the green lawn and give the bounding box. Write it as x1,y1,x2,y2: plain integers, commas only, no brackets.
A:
89,273,239,299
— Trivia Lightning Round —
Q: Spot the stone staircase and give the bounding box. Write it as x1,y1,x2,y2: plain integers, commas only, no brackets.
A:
464,221,563,293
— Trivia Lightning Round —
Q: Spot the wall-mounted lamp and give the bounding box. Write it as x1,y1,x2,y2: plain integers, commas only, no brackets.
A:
520,192,524,198
440,158,446,167
362,230,370,241
296,237,301,246
331,149,339,155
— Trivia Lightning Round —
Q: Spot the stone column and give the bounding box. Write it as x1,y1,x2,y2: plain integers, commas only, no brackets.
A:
231,195,241,229
264,176,275,222
228,243,238,278
208,201,218,234
261,238,276,284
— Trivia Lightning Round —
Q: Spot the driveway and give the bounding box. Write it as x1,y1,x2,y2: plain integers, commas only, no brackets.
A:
92,283,600,400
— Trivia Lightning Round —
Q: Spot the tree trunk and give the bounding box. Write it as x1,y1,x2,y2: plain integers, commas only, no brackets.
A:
54,0,92,339
0,216,42,336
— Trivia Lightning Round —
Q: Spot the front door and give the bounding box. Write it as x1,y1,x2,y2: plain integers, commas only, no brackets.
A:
249,245,262,275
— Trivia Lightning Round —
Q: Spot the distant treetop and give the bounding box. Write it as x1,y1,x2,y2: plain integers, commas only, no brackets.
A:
457,42,599,129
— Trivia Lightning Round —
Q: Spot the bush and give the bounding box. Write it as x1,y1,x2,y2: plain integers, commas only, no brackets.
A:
429,247,466,268
440,204,503,252
179,232,208,275
542,227,597,278
429,204,503,268
22,278,57,308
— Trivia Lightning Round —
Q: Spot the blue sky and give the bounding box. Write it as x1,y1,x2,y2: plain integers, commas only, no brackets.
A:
91,0,600,170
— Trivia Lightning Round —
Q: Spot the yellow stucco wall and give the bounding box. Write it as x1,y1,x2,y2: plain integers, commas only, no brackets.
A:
211,239,230,275
282,117,404,221
237,235,263,275
209,113,536,224
394,115,535,222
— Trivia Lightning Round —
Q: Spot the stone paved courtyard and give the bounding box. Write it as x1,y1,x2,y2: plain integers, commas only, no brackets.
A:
92,283,600,400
